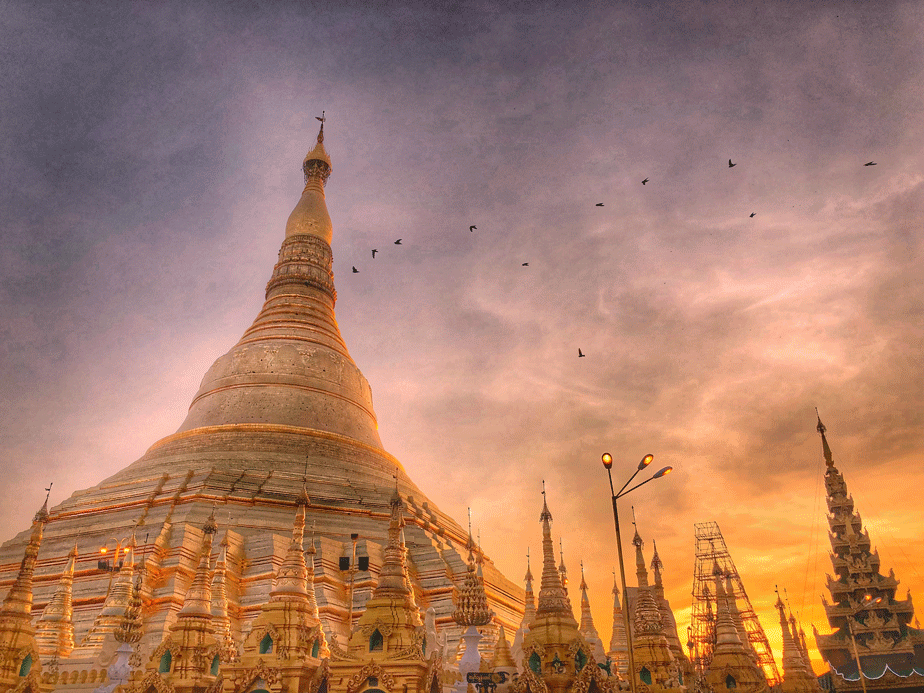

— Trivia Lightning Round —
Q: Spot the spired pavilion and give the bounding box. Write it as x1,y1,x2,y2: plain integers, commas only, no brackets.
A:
812,418,924,692
0,121,522,692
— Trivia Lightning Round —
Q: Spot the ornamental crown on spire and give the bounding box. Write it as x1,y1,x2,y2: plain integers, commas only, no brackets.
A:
303,112,332,184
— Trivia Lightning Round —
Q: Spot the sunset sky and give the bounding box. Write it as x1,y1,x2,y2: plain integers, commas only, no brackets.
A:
2,0,922,674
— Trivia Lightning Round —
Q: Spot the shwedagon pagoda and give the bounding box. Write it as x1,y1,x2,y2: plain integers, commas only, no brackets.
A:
0,123,921,693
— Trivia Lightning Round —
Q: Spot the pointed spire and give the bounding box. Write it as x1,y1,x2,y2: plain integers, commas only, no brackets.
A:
35,541,78,659
558,537,570,598
776,590,809,677
0,495,49,619
491,623,518,670
521,550,536,629
608,572,628,673
651,540,664,588
816,409,834,468
270,489,310,600
371,487,414,601
631,525,663,638
0,494,49,687
114,570,143,645
535,486,574,618
713,570,743,648
578,563,606,661
211,530,236,661
178,510,217,619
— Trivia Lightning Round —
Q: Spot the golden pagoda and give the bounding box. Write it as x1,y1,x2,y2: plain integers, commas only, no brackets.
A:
34,542,78,662
221,487,328,693
629,528,683,693
0,496,49,693
0,119,522,690
328,487,440,693
812,416,924,692
776,595,821,693
133,512,222,693
606,575,627,677
649,542,693,686
514,490,614,693
577,565,605,664
702,566,768,693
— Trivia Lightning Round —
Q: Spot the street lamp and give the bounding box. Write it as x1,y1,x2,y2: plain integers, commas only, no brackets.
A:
602,452,673,693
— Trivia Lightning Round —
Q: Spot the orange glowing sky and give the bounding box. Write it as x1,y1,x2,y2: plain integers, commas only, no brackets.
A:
2,0,923,676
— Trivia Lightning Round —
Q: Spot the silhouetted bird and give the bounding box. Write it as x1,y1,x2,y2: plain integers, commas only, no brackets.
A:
749,212,756,218
522,262,529,266
595,203,604,207
394,239,402,245
372,249,378,258
864,161,877,166
470,225,477,232
578,349,585,358
352,266,359,273
642,178,649,185
728,159,737,168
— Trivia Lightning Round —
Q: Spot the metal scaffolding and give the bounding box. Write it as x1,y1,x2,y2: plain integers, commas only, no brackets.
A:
691,521,781,687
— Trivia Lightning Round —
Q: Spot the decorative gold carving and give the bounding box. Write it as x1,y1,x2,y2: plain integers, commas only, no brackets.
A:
229,658,282,693
130,670,177,693
307,658,331,693
345,660,397,693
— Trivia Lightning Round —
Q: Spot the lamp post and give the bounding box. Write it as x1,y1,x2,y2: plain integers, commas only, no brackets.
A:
602,452,673,693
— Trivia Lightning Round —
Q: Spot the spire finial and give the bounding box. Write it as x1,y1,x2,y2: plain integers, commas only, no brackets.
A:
539,481,552,523
816,408,835,467
315,111,326,143
34,483,52,523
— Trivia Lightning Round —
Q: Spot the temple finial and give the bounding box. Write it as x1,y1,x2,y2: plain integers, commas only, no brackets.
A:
35,483,52,523
315,110,326,143
539,481,552,523
816,408,835,467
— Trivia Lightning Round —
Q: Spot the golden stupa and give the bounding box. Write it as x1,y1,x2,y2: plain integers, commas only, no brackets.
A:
0,120,522,688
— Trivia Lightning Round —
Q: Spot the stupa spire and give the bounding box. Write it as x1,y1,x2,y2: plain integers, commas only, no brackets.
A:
816,409,834,468
521,549,536,628
210,530,236,662
607,572,628,674
35,540,78,659
178,510,217,619
578,562,606,661
491,623,517,670
536,484,573,617
270,488,310,600
632,527,662,637
0,494,49,688
776,591,820,691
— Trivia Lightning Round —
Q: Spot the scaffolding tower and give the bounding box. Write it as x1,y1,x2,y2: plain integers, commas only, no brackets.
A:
691,521,782,687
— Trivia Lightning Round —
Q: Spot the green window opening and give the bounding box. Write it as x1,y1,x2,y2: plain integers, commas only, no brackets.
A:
312,639,320,658
18,654,32,677
726,674,737,689
640,667,652,685
259,634,273,654
369,629,384,652
210,654,220,676
158,650,172,674
528,652,541,674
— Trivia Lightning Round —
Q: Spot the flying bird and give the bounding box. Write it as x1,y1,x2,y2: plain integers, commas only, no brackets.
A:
642,178,649,185
470,225,477,232
749,212,756,218
595,203,604,207
728,159,737,168
578,349,585,358
352,266,359,273
371,249,378,258
522,262,529,267
394,239,402,245
864,161,877,166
